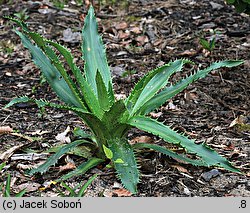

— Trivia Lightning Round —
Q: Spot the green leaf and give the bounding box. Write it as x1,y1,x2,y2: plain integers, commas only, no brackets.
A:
46,39,105,118
73,127,92,139
126,59,190,116
101,100,130,138
45,39,84,83
200,38,210,51
96,70,112,111
133,143,206,167
0,162,6,171
60,182,77,197
4,174,11,197
15,189,26,197
4,96,30,109
139,60,244,115
16,29,86,109
4,96,89,115
47,142,93,159
14,30,84,108
226,0,235,3
108,138,139,194
103,144,113,159
78,77,104,118
82,5,114,102
127,116,240,173
114,158,125,164
77,174,98,197
57,158,104,181
28,140,93,175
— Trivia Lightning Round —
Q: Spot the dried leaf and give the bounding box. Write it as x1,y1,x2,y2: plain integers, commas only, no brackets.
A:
184,91,199,102
115,21,128,30
13,182,41,193
229,115,248,127
85,0,91,8
55,126,71,143
11,153,49,161
171,165,189,173
61,29,81,43
201,169,221,182
130,135,153,145
115,94,126,100
178,49,197,56
59,162,76,173
135,35,149,45
165,100,179,111
16,163,36,170
130,26,141,34
10,132,34,142
113,188,132,197
0,126,13,134
118,30,130,39
103,189,113,197
149,112,163,118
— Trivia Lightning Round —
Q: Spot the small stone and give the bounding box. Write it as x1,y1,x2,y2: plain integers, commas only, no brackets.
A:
201,169,221,182
209,2,224,10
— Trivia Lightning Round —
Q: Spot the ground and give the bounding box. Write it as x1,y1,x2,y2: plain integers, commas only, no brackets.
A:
0,0,249,197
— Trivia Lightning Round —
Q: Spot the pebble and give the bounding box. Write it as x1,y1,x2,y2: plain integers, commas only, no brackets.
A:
201,169,221,182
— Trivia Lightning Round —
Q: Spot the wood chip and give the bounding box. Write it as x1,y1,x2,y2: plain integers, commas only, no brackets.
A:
0,126,13,134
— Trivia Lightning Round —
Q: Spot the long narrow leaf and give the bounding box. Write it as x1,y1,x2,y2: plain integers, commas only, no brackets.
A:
127,116,240,173
28,140,93,175
61,182,77,197
4,96,89,115
46,39,105,117
139,60,243,115
57,158,104,182
101,100,129,138
15,189,26,197
8,17,87,109
82,6,114,103
133,143,206,166
77,174,98,196
96,71,112,111
108,138,139,194
4,174,11,197
15,30,84,108
127,59,190,116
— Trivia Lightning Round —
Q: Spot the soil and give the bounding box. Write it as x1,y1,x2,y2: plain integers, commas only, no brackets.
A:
0,0,249,197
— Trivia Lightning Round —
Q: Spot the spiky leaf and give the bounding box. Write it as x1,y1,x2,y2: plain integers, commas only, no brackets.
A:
28,140,93,175
82,5,114,102
4,96,89,115
57,158,104,182
133,143,206,166
108,138,139,194
139,60,244,115
126,59,190,115
46,39,105,118
127,116,240,173
101,100,129,138
96,70,112,111
15,30,84,108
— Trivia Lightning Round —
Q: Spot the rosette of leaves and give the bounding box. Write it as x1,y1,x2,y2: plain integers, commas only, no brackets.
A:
226,0,250,14
5,6,243,194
